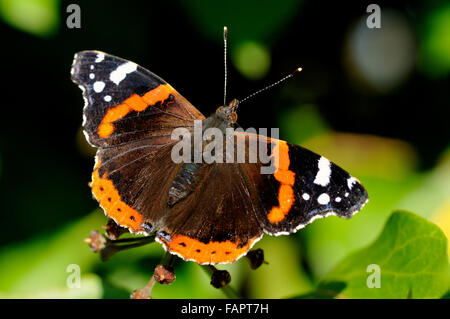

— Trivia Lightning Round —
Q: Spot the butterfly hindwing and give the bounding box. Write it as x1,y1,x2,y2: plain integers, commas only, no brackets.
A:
92,140,180,233
155,162,263,265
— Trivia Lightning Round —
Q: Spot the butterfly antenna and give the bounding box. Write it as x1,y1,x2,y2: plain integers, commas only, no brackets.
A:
223,26,228,106
236,67,302,107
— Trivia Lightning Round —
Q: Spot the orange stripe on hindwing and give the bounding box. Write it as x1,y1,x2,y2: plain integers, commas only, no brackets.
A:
160,234,259,264
98,84,175,138
91,165,143,232
267,140,296,224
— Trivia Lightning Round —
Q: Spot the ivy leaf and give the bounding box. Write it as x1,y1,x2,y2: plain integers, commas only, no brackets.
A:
321,211,449,298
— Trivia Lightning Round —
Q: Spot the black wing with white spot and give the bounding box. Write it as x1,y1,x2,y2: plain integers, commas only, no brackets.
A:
71,50,204,148
240,140,369,236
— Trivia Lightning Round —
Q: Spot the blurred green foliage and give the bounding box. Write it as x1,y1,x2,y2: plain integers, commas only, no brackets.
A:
180,0,302,45
0,0,59,37
233,41,271,80
419,3,450,77
0,0,449,299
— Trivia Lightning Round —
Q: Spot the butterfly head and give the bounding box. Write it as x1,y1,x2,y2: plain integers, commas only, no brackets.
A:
216,99,238,124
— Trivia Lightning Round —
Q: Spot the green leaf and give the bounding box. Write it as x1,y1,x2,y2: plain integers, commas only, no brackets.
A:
321,211,449,298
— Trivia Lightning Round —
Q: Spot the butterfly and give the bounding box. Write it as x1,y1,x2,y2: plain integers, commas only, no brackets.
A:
71,48,368,265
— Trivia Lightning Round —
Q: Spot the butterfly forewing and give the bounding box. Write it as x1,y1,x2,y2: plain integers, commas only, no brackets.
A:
238,135,368,236
71,50,204,148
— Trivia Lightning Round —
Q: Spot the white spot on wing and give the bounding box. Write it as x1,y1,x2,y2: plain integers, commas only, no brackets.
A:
104,95,112,102
95,53,105,63
93,81,105,93
347,176,357,190
335,197,342,202
313,157,331,186
302,193,310,200
317,193,330,205
89,73,95,80
110,62,137,85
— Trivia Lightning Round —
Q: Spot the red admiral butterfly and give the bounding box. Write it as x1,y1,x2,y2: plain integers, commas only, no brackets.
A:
71,37,368,265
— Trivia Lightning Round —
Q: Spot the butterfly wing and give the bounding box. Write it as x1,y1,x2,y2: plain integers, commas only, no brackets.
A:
154,133,368,265
71,51,205,233
155,162,264,264
71,50,204,147
239,135,369,236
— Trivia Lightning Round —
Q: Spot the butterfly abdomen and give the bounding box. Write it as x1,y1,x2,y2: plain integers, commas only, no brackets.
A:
167,163,202,206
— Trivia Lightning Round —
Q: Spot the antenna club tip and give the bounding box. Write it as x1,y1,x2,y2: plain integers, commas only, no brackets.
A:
296,67,303,72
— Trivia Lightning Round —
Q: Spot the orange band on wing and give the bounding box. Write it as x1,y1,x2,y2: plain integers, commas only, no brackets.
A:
160,234,259,264
268,140,296,224
98,84,175,138
91,167,143,232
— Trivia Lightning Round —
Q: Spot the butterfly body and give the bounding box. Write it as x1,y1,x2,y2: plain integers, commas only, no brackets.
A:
71,50,368,265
